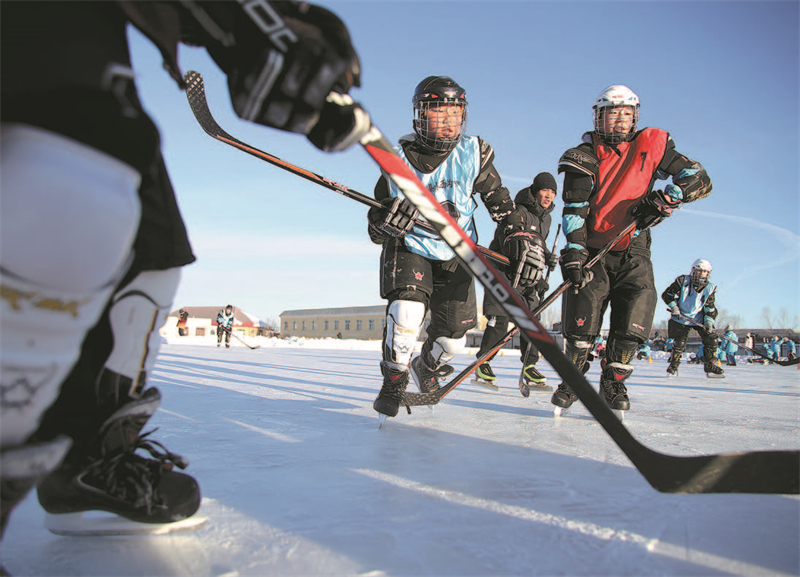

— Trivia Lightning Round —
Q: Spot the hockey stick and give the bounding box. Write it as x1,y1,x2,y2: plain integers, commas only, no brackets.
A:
675,314,799,366
183,72,798,494
182,72,509,271
219,325,261,350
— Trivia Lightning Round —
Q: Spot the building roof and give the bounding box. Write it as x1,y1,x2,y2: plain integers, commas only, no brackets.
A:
279,305,386,317
168,306,268,327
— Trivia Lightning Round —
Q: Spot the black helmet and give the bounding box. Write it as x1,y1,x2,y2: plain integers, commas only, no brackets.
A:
412,76,468,153
226,304,233,310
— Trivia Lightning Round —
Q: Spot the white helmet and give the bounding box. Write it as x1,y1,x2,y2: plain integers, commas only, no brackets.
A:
593,85,640,144
690,259,712,289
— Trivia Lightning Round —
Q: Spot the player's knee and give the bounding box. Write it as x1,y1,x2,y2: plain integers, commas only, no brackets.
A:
384,300,425,367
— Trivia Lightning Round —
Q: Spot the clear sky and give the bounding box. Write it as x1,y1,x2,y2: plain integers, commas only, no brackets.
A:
128,0,799,330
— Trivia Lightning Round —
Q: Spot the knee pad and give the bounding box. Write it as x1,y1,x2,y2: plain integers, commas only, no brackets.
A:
425,335,466,368
383,300,425,367
1,125,141,449
100,268,182,403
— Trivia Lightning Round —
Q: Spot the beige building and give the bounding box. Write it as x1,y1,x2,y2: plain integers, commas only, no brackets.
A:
280,306,388,340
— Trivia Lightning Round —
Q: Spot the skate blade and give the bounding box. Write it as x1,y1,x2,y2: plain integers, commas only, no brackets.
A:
470,378,499,391
377,413,388,429
613,409,626,422
45,511,208,536
527,383,553,392
553,406,570,417
706,373,726,379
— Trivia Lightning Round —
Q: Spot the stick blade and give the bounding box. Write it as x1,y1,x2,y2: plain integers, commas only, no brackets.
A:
639,448,799,494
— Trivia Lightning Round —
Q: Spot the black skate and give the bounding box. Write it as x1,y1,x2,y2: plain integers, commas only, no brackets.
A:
666,363,679,377
410,355,454,394
704,362,725,379
471,362,499,390
374,362,410,426
551,383,577,417
519,364,552,397
598,361,633,420
37,388,205,536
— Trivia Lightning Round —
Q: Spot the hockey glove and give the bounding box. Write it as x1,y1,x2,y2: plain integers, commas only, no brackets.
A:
632,189,681,228
667,304,681,317
307,92,371,152
545,250,559,271
218,2,362,137
559,247,593,289
503,231,546,288
368,197,420,238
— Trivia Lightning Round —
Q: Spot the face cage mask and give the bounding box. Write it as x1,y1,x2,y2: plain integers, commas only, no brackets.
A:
593,105,638,145
691,269,710,290
413,101,468,153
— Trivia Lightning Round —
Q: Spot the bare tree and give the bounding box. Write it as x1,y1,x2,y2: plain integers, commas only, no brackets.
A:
716,309,742,330
761,307,774,329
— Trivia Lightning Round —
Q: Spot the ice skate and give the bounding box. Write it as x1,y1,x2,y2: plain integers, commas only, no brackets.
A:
410,355,454,394
704,362,725,379
36,388,204,536
471,362,499,390
374,362,410,427
666,363,679,377
518,364,552,397
598,361,632,420
551,382,577,417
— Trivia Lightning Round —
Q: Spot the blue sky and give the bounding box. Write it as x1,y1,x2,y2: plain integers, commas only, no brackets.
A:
128,1,799,330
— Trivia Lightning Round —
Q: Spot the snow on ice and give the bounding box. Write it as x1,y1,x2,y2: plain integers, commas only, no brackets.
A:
2,334,798,576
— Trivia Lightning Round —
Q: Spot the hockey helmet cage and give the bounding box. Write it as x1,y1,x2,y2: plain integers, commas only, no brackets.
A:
690,259,712,289
593,85,640,144
412,76,468,153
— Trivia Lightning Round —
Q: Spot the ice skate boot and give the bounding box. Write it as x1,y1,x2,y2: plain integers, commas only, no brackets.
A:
410,354,453,394
599,361,632,420
518,364,552,397
36,388,204,536
704,361,725,378
666,362,679,377
373,362,410,426
551,383,577,417
471,362,499,390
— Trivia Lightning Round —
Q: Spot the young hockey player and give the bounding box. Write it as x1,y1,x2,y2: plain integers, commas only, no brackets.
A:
367,76,535,420
662,259,724,377
217,305,235,348
719,325,739,366
1,0,367,552
553,85,712,415
473,172,559,394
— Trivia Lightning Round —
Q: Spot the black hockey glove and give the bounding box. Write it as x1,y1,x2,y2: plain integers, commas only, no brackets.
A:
368,197,420,238
216,2,363,143
545,250,559,271
307,93,371,152
632,189,681,228
559,247,593,289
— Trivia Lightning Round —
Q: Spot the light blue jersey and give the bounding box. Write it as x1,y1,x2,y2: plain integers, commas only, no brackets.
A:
674,278,716,326
387,135,481,261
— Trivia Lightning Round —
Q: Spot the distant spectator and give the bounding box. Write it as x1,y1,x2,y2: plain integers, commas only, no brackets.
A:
718,325,739,366
782,337,797,361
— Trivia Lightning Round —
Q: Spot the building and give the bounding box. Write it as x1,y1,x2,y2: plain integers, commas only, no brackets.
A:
162,306,273,338
280,306,388,340
279,305,563,350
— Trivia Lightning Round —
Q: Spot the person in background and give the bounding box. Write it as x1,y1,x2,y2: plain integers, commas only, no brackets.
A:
718,325,739,366
782,337,797,361
217,304,235,348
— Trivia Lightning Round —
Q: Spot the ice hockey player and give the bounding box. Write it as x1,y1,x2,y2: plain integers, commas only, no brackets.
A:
553,84,712,415
473,172,559,394
367,75,526,419
662,259,724,377
217,305,235,348
719,325,739,366
1,0,367,556
782,337,797,361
